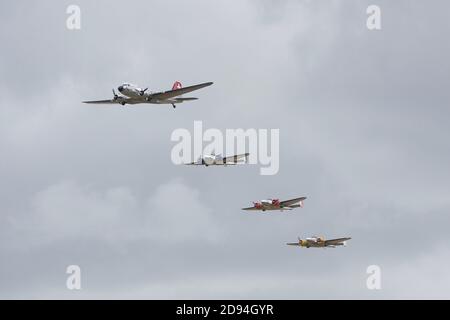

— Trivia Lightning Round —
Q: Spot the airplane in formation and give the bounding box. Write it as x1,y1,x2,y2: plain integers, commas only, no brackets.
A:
83,81,213,108
287,236,351,248
185,153,250,166
83,78,348,250
242,196,307,212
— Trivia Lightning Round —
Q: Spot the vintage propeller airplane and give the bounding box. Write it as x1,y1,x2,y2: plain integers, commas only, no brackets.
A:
287,236,351,248
83,81,213,108
185,153,250,166
242,196,307,212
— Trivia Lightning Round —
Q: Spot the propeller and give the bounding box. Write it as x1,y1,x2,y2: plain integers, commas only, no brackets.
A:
112,89,118,100
140,88,148,96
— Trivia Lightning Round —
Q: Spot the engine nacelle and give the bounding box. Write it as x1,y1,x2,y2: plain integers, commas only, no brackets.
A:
253,202,263,209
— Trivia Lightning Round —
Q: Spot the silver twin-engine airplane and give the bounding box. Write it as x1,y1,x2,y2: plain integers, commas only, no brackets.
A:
186,153,250,166
287,236,351,248
83,81,213,108
242,196,307,212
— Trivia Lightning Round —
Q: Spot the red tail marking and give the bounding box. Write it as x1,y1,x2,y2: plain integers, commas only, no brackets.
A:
172,81,182,90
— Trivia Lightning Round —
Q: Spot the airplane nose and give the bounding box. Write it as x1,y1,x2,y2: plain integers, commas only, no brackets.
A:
118,86,123,92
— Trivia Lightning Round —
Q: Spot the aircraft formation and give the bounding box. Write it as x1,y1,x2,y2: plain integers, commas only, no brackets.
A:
84,81,351,249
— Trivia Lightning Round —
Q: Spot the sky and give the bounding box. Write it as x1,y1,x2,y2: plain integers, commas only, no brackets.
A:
1,0,450,299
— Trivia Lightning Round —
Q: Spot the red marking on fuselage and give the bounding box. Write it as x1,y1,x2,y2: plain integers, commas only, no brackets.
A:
172,81,182,90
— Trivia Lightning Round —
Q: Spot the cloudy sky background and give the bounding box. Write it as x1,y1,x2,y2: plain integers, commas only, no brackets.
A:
1,0,450,299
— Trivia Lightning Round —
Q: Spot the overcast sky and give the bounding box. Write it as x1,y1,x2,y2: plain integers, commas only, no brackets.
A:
1,0,450,299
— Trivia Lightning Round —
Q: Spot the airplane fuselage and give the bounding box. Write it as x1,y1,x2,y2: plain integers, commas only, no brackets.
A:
193,154,245,166
299,238,326,248
118,83,149,99
253,199,293,211
117,83,180,104
296,237,347,248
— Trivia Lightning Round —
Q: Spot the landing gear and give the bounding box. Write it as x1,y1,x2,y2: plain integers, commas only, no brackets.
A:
172,104,176,109
121,102,126,106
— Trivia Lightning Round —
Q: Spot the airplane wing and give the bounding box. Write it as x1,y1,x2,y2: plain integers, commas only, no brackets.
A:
148,82,213,101
325,237,351,246
286,242,300,246
223,153,250,164
242,206,259,211
280,197,307,207
83,98,141,105
83,99,120,104
175,97,198,102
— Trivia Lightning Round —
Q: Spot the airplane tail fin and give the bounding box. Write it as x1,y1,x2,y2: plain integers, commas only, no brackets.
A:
289,200,304,209
172,81,182,90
